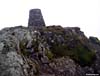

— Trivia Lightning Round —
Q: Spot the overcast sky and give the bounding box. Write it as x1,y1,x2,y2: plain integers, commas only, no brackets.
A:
0,0,100,38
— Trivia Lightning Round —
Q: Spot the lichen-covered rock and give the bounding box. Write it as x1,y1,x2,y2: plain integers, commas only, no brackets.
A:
0,25,99,76
48,57,76,76
0,26,37,76
0,40,25,76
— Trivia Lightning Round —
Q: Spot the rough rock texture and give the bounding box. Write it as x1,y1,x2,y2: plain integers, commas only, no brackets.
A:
28,9,45,29
89,37,100,74
0,8,100,76
0,25,100,76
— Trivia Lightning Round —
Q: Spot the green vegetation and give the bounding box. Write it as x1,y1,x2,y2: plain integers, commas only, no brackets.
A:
19,26,96,66
51,44,70,57
43,25,65,35
71,44,96,66
45,49,54,60
44,26,96,66
19,39,28,56
50,41,96,66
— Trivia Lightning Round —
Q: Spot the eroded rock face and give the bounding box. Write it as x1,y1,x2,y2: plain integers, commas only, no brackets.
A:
0,35,24,76
89,36,100,74
0,26,100,76
0,26,36,76
28,9,45,29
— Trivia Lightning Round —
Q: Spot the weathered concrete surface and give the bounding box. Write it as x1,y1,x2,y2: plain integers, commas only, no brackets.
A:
28,9,45,29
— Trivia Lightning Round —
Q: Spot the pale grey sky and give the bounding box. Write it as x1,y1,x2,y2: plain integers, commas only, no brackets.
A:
0,0,100,38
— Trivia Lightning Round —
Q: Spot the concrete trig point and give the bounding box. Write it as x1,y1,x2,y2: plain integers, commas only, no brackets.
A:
28,9,45,29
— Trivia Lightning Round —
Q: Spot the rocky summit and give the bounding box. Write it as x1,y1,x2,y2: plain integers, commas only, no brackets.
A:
0,9,100,76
